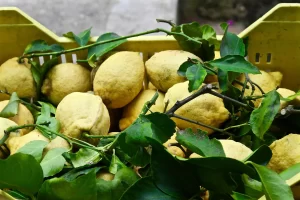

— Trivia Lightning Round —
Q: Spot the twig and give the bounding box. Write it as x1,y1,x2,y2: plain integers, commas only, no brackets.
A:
171,114,234,136
163,99,169,113
188,58,218,75
245,73,265,95
208,90,250,109
233,80,249,89
141,91,159,115
223,122,249,131
156,19,176,27
165,84,215,115
19,28,202,61
280,105,300,116
83,134,117,139
244,95,266,100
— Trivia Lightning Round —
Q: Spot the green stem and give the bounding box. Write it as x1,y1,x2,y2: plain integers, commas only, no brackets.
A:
244,95,265,100
223,122,249,131
0,131,11,146
84,134,116,139
141,91,159,115
19,28,202,61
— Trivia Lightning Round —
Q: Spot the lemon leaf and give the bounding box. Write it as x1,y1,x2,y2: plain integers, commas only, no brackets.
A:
120,177,175,200
243,145,272,165
40,148,68,178
208,55,261,74
247,162,294,200
87,32,127,59
63,27,92,47
24,40,64,54
0,153,44,196
176,128,225,157
220,23,246,57
66,148,101,168
37,167,97,200
250,90,280,140
0,92,20,118
16,140,48,163
109,152,126,174
231,192,256,200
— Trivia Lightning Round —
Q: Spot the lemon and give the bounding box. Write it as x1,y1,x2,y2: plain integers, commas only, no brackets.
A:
0,100,34,134
163,130,186,158
41,62,92,105
0,57,36,99
234,70,282,107
119,89,165,130
93,51,145,109
145,50,202,92
56,92,110,145
268,134,300,173
189,139,252,161
96,170,115,181
164,81,230,134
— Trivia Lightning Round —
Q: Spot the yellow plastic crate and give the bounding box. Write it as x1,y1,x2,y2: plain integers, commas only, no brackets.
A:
1,3,300,199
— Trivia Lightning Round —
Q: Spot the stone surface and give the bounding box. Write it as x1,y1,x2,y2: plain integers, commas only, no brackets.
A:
0,0,178,36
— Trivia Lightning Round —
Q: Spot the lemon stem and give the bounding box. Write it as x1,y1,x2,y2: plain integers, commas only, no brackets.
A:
19,28,202,61
141,91,159,115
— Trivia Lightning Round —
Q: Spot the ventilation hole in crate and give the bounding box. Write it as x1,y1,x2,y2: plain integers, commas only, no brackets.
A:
39,56,45,65
255,53,260,63
72,54,77,63
61,54,66,63
267,53,272,63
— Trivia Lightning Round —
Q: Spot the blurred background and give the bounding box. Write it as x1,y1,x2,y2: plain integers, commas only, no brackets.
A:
1,0,300,36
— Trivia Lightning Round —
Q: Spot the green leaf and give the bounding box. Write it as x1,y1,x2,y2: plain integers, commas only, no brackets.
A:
125,112,176,146
148,137,200,198
247,162,294,200
40,148,68,178
0,153,43,196
280,163,300,180
37,167,97,200
5,190,29,200
30,61,42,97
87,32,126,58
36,101,60,138
67,148,101,168
208,55,260,74
87,53,97,68
244,145,272,165
218,69,229,91
220,23,246,57
109,151,127,174
242,174,264,199
249,90,280,139
97,167,140,200
16,140,48,162
171,22,217,61
0,92,20,118
63,28,92,46
231,192,256,200
185,62,207,92
24,40,64,54
176,128,225,157
120,177,175,200
62,167,100,181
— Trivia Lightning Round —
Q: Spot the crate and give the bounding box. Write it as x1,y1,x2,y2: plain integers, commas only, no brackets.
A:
1,3,300,199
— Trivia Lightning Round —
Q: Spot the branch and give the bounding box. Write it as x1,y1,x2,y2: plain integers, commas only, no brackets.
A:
156,19,176,27
245,73,265,95
19,28,202,61
165,84,215,116
208,90,250,109
280,105,300,116
171,114,234,136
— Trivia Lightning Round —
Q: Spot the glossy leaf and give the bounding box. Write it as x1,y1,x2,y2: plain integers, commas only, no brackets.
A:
248,162,293,200
120,177,175,200
250,90,280,139
87,32,126,58
185,62,207,92
30,61,42,97
24,40,64,54
231,192,256,200
67,148,101,168
242,174,264,199
218,69,229,91
63,28,91,46
220,23,246,57
97,167,140,200
62,167,100,182
87,53,97,68
40,148,68,178
16,140,48,162
125,112,176,146
171,22,217,61
243,145,272,165
208,55,260,74
0,92,20,118
280,163,300,180
0,153,44,196
148,137,201,198
176,128,225,157
109,151,127,174
40,56,59,77
37,168,97,200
